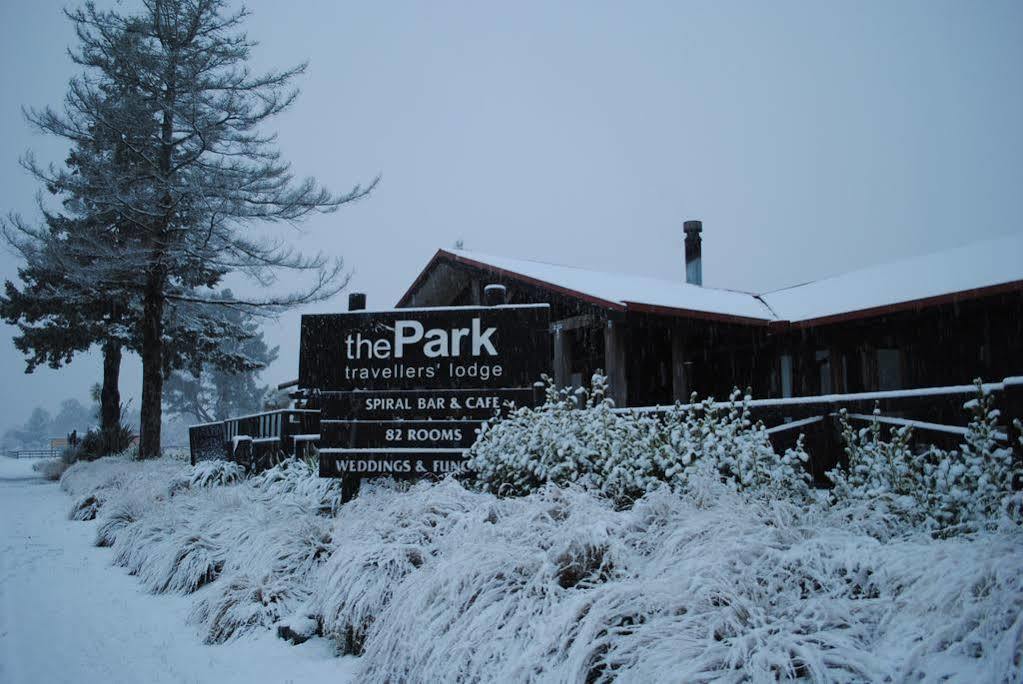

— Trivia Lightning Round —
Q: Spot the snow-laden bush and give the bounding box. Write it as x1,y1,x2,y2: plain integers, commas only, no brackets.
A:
74,457,335,643
189,505,332,643
63,453,1022,681
345,477,1022,683
60,453,191,528
69,494,103,521
467,374,811,504
311,478,486,654
829,381,1022,535
189,459,246,488
248,457,344,516
33,457,68,481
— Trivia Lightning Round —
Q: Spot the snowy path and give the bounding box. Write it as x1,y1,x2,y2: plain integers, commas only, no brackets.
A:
0,458,357,684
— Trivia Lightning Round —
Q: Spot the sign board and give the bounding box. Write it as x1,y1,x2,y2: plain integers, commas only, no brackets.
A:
299,305,551,391
300,303,551,480
319,388,536,420
188,422,228,464
321,420,480,449
319,449,470,478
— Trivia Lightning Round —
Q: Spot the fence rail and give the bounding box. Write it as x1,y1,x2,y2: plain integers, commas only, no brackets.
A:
5,448,60,459
614,376,1023,486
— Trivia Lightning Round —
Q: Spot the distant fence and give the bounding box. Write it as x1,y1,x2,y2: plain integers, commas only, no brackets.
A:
4,448,60,459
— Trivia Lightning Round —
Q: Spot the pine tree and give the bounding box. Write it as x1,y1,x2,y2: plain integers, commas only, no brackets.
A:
165,290,280,423
6,1,374,457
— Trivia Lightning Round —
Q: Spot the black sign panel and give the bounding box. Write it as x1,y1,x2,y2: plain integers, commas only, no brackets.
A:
299,305,551,391
320,388,536,420
321,420,480,449
188,422,227,465
319,449,469,479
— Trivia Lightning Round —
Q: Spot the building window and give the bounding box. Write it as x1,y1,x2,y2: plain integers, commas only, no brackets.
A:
816,350,832,394
877,349,902,390
780,354,793,398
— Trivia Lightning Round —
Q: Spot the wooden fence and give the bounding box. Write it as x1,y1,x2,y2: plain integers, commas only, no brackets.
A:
189,409,321,471
616,376,1023,486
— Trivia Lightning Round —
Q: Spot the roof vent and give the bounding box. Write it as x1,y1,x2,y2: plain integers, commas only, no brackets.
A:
683,220,703,286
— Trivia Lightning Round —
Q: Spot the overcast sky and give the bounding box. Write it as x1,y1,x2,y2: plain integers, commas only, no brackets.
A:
1,0,1021,438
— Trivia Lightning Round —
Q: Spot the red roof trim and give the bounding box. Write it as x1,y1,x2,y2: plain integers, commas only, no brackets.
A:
790,279,1023,328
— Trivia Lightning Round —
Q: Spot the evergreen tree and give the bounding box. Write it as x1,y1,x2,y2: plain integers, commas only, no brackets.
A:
5,1,374,457
164,291,280,423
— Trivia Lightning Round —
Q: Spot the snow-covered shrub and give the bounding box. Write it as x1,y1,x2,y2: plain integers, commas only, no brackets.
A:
249,457,343,515
311,479,488,654
646,392,811,501
68,494,103,521
189,459,246,488
191,573,304,644
186,489,333,642
829,381,1022,535
920,385,1022,532
60,452,1023,681
96,489,156,547
467,374,811,504
33,457,68,481
827,408,923,524
349,477,1023,683
60,453,190,525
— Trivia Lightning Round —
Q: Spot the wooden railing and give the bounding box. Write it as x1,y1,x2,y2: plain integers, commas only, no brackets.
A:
189,409,321,470
615,376,1023,485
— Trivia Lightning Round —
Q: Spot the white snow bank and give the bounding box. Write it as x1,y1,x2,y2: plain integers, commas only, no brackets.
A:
0,455,48,480
0,465,356,684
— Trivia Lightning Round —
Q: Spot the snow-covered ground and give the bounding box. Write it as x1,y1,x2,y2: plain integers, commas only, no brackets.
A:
4,450,1021,682
0,457,356,684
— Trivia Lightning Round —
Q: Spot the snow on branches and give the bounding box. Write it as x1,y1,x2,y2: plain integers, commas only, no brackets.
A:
466,373,811,505
829,379,1022,535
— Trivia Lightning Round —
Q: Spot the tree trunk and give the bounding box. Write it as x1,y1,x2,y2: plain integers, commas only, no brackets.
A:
100,342,122,437
139,272,166,459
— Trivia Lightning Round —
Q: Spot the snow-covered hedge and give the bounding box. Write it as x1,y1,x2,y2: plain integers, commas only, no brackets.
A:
32,457,68,481
467,374,811,505
829,381,1023,535
62,453,1022,682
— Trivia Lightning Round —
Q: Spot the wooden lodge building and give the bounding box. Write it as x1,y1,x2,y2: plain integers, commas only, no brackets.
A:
394,224,1023,408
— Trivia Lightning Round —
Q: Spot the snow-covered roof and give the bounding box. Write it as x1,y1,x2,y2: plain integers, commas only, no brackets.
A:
404,233,1023,326
441,249,776,322
759,232,1023,323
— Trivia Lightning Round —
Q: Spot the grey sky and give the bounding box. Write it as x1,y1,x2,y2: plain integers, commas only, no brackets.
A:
1,0,1021,438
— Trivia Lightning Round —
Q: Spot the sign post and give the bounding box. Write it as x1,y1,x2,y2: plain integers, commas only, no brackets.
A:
299,296,551,492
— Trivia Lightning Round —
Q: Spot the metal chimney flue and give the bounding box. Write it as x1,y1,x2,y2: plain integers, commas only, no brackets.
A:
683,220,703,286
348,292,367,311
